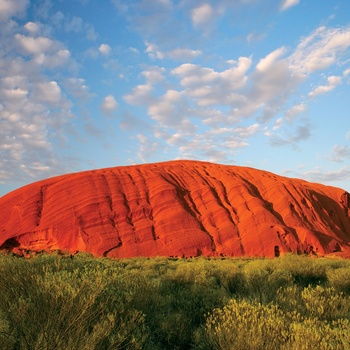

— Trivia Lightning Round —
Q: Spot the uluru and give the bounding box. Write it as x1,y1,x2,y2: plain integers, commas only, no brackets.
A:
0,160,350,258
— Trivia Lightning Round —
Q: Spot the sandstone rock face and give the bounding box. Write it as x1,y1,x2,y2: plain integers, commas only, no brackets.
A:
1,160,350,258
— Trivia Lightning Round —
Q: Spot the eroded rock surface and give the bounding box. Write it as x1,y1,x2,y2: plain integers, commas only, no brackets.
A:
1,160,350,257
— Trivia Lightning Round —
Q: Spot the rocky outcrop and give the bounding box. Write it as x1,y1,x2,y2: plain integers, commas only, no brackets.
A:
1,160,350,258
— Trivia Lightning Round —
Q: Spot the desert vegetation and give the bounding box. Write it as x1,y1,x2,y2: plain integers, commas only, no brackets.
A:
1,253,350,349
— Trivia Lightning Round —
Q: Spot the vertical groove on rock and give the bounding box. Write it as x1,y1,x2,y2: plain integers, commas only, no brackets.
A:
36,185,45,227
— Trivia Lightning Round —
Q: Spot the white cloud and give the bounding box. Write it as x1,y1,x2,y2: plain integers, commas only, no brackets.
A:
272,118,283,130
98,43,111,56
129,23,350,167
145,42,165,60
169,123,259,163
171,57,251,107
0,0,29,21
33,81,62,105
0,87,28,103
234,123,260,138
41,49,71,68
247,31,266,43
63,15,97,41
129,47,139,54
136,133,161,163
144,42,201,62
148,89,193,130
64,16,83,33
280,0,300,11
15,33,55,55
14,32,71,68
285,103,307,122
124,84,153,106
64,78,92,100
191,3,215,28
330,145,350,162
0,13,80,185
290,26,350,76
167,48,202,60
141,66,165,84
256,47,287,72
101,95,118,114
268,124,311,146
24,21,40,34
251,54,292,120
308,75,342,97
302,166,350,184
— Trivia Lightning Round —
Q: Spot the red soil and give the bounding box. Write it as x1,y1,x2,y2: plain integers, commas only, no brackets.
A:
1,160,349,258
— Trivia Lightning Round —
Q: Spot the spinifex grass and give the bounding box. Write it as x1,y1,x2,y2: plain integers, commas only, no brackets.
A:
1,253,350,349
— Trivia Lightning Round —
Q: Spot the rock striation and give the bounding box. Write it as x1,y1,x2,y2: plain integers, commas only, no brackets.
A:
1,160,350,258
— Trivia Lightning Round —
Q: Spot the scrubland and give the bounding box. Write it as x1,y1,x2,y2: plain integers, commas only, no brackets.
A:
1,252,350,349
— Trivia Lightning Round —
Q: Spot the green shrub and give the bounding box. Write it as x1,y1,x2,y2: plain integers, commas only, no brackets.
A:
242,259,293,303
2,253,350,349
301,285,350,321
287,318,350,350
201,299,292,350
0,255,148,350
274,254,327,287
277,284,350,322
200,296,350,350
327,266,350,294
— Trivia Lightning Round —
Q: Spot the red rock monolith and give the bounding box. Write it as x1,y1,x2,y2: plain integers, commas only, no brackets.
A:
1,160,349,258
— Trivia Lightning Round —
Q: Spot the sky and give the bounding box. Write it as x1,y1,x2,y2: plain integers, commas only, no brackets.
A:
1,0,350,197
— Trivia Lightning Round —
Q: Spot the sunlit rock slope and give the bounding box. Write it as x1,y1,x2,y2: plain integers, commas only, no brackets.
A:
1,160,350,258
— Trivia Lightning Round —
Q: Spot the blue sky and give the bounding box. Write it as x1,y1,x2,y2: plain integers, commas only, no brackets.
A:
1,0,350,196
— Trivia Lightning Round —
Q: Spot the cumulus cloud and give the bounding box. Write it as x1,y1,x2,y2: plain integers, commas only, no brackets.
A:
280,0,300,11
329,145,350,162
24,21,40,34
148,89,193,130
167,48,202,60
285,103,307,122
171,57,251,108
302,167,350,184
124,84,154,106
33,81,62,105
171,123,260,163
268,124,311,146
252,61,293,121
123,22,350,166
145,42,165,60
308,75,342,97
136,133,161,163
63,15,97,41
0,0,29,21
14,33,71,68
113,11,350,170
15,33,55,55
256,47,287,72
290,26,350,76
234,123,260,138
64,78,92,100
101,95,118,115
98,43,111,56
64,16,83,32
191,3,215,28
141,66,165,84
145,42,201,61
0,10,81,186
